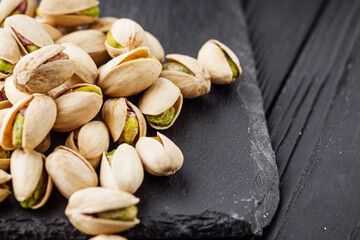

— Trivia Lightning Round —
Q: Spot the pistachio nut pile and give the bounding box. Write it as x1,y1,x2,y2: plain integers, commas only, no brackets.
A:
0,0,242,238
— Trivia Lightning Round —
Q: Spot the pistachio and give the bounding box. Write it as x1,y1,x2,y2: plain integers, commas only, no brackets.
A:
4,75,30,105
197,39,242,84
146,106,175,127
88,17,118,33
0,29,21,79
0,169,11,203
89,234,128,240
145,31,165,63
65,187,140,235
0,0,37,27
106,30,124,49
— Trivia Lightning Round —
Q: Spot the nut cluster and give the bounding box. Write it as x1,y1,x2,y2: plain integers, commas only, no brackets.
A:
0,0,242,239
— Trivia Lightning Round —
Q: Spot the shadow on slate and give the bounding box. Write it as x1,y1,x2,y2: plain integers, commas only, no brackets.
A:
0,0,279,239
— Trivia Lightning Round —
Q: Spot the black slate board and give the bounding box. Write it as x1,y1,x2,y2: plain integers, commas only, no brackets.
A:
0,0,279,239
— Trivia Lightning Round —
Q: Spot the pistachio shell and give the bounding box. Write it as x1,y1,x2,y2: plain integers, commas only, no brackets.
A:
145,31,164,63
97,47,161,97
0,108,11,170
65,121,110,168
47,75,83,99
4,75,30,105
46,146,98,199
136,132,184,176
0,169,11,203
100,144,143,194
0,0,37,24
53,83,103,132
89,235,128,240
160,54,211,98
35,133,51,153
0,29,21,79
4,14,54,55
0,81,12,109
42,23,63,41
11,149,53,209
0,94,57,151
102,98,146,144
88,17,118,33
14,44,75,93
65,187,140,235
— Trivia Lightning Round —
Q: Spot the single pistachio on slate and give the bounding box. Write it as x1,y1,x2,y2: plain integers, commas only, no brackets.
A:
160,54,211,98
0,81,12,110
0,169,11,203
0,0,37,27
56,30,108,66
34,133,51,154
38,0,99,27
139,78,183,130
0,29,21,79
46,146,98,199
145,31,165,63
88,17,118,33
100,144,144,194
102,98,146,145
105,18,147,58
4,75,30,105
11,149,52,209
0,109,11,170
136,132,184,176
65,187,140,235
41,23,63,41
13,44,75,93
65,121,110,168
0,94,57,151
53,83,103,132
89,235,128,240
4,14,54,55
197,39,242,84
97,47,162,97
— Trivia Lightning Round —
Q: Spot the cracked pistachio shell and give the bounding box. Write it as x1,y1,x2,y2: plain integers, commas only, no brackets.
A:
4,75,30,105
11,149,53,209
136,132,184,176
160,54,211,98
0,169,11,203
0,81,12,109
38,0,99,27
4,14,54,55
139,78,183,130
35,133,51,154
97,47,162,97
100,144,144,194
145,31,164,63
14,44,75,93
0,108,11,170
42,23,63,41
105,18,147,58
46,146,98,199
197,39,242,85
56,30,108,66
65,187,140,235
90,235,128,240
0,94,57,151
88,17,118,33
53,83,103,132
0,0,37,24
102,98,146,144
47,75,84,99
65,121,110,168
0,29,21,79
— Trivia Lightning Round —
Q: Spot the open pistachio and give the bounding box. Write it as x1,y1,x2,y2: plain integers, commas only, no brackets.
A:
145,31,165,63
98,47,162,97
38,0,100,27
0,169,11,203
88,17,118,33
89,235,128,240
100,144,144,194
53,84,103,132
0,0,37,27
11,149,52,209
197,39,242,84
0,94,57,151
0,29,21,79
65,121,110,168
160,54,211,98
105,18,147,58
4,14,54,55
14,44,75,93
136,132,184,176
102,98,146,145
0,81,12,110
4,75,30,105
65,187,140,235
139,78,183,130
41,23,63,41
46,146,98,199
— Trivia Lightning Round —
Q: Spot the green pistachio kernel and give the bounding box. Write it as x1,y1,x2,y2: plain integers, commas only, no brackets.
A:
73,86,103,97
20,171,47,208
81,6,100,17
146,106,175,127
119,115,139,145
106,149,116,157
26,45,40,53
219,47,239,81
95,205,138,221
106,30,124,49
12,112,25,148
162,62,195,76
0,148,11,158
0,59,13,74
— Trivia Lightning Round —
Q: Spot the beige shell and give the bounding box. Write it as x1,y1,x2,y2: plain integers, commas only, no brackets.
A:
105,18,147,58
65,121,110,168
0,29,21,79
4,75,30,105
100,144,144,194
97,47,162,97
46,146,98,199
0,94,57,151
35,133,51,153
10,149,53,209
197,39,242,85
14,44,75,93
53,83,103,132
47,75,84,99
56,30,108,66
102,98,146,144
0,169,11,203
139,78,183,130
0,81,12,109
42,23,63,41
160,54,211,98
136,132,184,176
0,108,11,170
65,187,140,235
88,17,118,33
89,235,128,240
145,31,165,63
0,0,37,24
4,14,54,55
